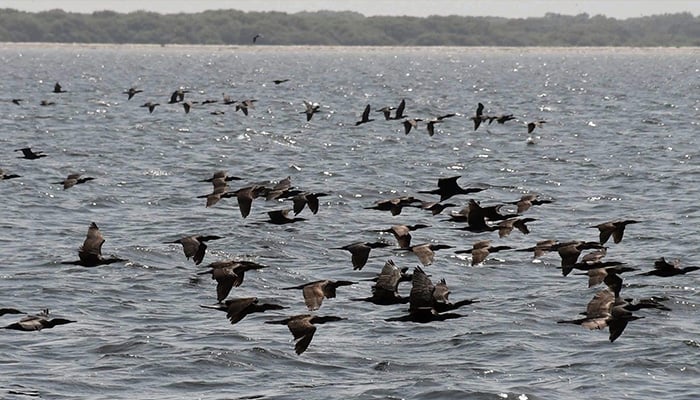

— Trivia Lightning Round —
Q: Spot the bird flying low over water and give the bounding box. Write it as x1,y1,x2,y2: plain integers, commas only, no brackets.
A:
591,219,639,244
265,314,345,355
426,114,456,137
527,120,547,134
333,241,391,270
165,234,223,265
200,171,242,183
508,194,553,214
402,118,422,135
352,259,411,305
236,99,257,115
265,209,307,225
198,260,268,302
53,82,67,93
53,173,95,190
470,102,486,131
3,309,75,332
455,240,512,266
638,257,700,277
273,79,289,85
355,104,374,126
365,196,423,216
61,222,126,267
0,169,21,180
291,192,327,215
283,279,356,311
373,224,430,249
200,297,286,325
15,147,47,160
302,100,320,121
168,89,189,104
401,243,454,266
123,87,143,100
141,101,160,113
419,176,486,202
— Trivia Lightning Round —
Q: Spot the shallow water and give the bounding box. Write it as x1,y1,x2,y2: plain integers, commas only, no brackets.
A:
0,45,699,399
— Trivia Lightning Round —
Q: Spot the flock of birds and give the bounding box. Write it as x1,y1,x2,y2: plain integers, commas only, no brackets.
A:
2,78,697,356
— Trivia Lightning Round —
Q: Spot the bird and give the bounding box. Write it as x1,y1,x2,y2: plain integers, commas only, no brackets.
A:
497,217,536,238
40,100,55,106
470,102,486,130
557,288,644,342
509,194,553,214
554,241,605,275
197,260,267,302
15,147,47,160
200,297,286,325
0,169,21,180
426,114,456,136
351,259,410,305
452,199,502,233
53,82,66,93
414,201,457,216
53,173,95,190
123,87,143,100
199,171,242,183
377,99,406,120
265,314,345,355
282,280,355,311
61,222,126,267
168,89,189,104
273,79,289,85
3,309,75,332
0,308,23,317
402,243,454,266
165,234,223,265
591,219,639,245
515,239,559,259
364,196,422,216
252,34,262,44
575,265,639,296
182,100,198,114
265,209,306,225
11,98,23,105
234,185,266,218
373,224,430,249
140,101,159,113
291,192,328,215
402,118,423,135
455,240,512,266
355,104,374,126
527,120,547,134
332,241,391,270
418,176,486,202
197,177,231,208
301,100,320,121
235,99,257,116
638,257,700,277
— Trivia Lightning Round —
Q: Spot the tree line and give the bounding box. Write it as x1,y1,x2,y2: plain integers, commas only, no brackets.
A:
0,8,698,46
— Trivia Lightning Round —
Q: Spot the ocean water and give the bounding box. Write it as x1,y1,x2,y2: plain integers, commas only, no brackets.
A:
0,44,699,399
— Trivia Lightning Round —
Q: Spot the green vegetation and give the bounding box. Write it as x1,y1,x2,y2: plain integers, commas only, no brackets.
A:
0,8,698,46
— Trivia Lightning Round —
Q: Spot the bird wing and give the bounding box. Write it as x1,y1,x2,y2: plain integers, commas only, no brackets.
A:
302,283,325,311
409,266,434,310
287,317,316,355
411,245,435,266
225,297,258,324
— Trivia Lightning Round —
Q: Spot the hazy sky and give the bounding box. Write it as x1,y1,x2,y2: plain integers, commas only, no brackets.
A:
4,0,699,19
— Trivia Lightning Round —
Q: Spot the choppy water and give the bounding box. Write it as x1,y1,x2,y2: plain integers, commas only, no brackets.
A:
0,44,699,399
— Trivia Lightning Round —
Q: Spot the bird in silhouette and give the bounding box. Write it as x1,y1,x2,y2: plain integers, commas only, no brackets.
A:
402,243,454,266
53,82,66,93
426,114,456,136
509,194,553,213
234,185,266,218
527,120,547,134
200,297,286,325
11,98,23,105
168,89,189,104
515,239,559,259
166,234,223,265
591,219,639,245
198,260,267,302
554,241,605,275
3,309,75,332
15,147,47,160
373,224,430,249
301,100,320,121
575,265,638,296
364,196,422,216
638,257,700,277
557,288,644,342
419,176,485,202
413,201,456,216
351,259,410,305
235,99,257,115
402,118,422,135
200,171,242,183
282,280,355,311
0,169,21,180
497,217,536,237
266,209,307,225
291,192,328,215
273,79,289,85
355,104,374,126
141,101,159,113
61,222,126,267
252,34,262,44
378,99,407,120
53,173,95,190
332,241,391,270
265,314,345,355
123,87,143,100
221,93,236,105
470,102,486,130
456,240,513,266
182,100,199,114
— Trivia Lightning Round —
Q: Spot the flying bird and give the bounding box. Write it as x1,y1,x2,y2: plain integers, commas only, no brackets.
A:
61,222,126,267
15,147,47,160
282,279,355,311
265,314,345,355
53,173,95,190
3,309,75,332
200,297,285,325
198,260,267,302
165,234,223,265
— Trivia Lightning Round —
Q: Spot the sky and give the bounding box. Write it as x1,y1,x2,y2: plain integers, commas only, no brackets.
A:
3,0,699,19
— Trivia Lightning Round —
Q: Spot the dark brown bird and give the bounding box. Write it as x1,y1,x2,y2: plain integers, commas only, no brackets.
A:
53,82,66,93
426,114,456,136
199,171,242,183
470,102,486,131
402,118,422,135
373,223,430,249
11,98,22,105
453,200,502,233
273,79,289,85
165,234,223,265
414,201,457,216
200,297,286,324
0,308,23,316
182,100,199,114
638,257,700,277
168,89,189,104
282,279,355,311
402,243,454,266
554,241,605,275
456,239,513,266
515,239,559,259
355,104,374,126
53,173,95,190
235,99,257,115
302,100,320,121
61,222,126,267
527,120,547,134
198,260,267,302
575,265,638,297
3,309,75,332
352,259,410,305
141,101,159,113
265,314,345,355
509,194,553,214
332,241,391,270
497,217,536,237
364,196,422,216
418,176,486,202
266,209,306,225
123,87,143,100
15,147,47,160
591,220,639,244
292,192,328,215
0,169,21,180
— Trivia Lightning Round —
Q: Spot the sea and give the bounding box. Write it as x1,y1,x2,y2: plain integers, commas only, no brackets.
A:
0,44,698,399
